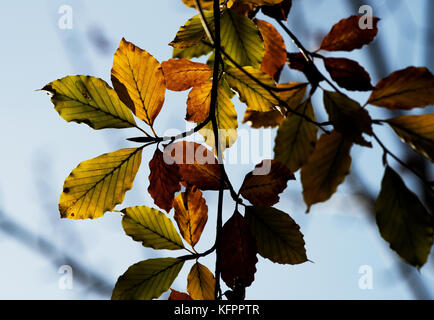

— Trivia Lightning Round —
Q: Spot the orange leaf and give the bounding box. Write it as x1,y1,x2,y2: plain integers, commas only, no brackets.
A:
165,141,226,190
221,211,258,289
186,82,212,123
368,67,434,110
256,19,287,81
173,186,208,248
320,15,380,52
168,289,193,300
111,38,166,126
161,59,213,92
148,149,181,213
239,160,295,207
324,57,373,91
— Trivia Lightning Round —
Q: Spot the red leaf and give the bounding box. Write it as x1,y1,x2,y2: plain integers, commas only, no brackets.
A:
324,57,374,91
168,289,193,300
221,212,258,289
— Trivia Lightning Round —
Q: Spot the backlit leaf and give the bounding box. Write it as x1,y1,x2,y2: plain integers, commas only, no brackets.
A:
386,114,434,163
111,38,166,126
173,186,208,247
121,206,184,250
239,160,295,207
112,258,184,300
168,289,193,300
243,109,285,128
376,167,433,267
148,148,181,213
165,141,226,190
324,57,373,91
59,148,142,220
256,19,286,81
368,67,434,110
162,59,213,91
274,100,317,172
42,75,136,130
170,12,214,49
245,206,307,265
181,0,226,10
173,41,213,60
320,15,380,52
187,262,216,300
225,67,278,112
221,9,265,68
221,211,258,289
301,131,353,212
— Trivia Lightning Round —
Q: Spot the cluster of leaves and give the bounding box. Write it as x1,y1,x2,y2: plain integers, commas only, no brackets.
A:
41,0,434,300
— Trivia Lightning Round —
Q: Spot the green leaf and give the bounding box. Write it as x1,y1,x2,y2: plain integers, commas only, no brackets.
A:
376,167,433,268
121,206,185,250
274,100,318,172
301,131,353,212
59,148,142,220
112,258,184,300
173,41,213,59
42,75,136,130
386,114,434,163
169,12,214,49
221,8,265,68
225,67,278,112
245,206,308,265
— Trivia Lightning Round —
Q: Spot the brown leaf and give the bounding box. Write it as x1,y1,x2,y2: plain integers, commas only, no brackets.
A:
148,149,181,213
287,52,324,86
168,289,193,300
368,67,434,110
301,131,353,212
256,19,287,81
320,15,380,52
261,0,292,21
161,59,213,91
243,109,285,128
221,212,258,289
165,141,226,190
173,186,208,248
239,160,295,207
324,57,374,91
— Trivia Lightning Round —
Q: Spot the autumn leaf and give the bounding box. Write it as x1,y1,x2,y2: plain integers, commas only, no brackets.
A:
168,289,193,300
261,0,292,21
121,206,185,250
320,15,380,51
111,38,166,126
323,91,373,147
221,211,258,289
170,12,214,49
240,0,285,5
256,19,287,81
173,186,208,248
187,262,216,300
274,100,318,172
386,114,434,163
59,148,142,220
239,160,295,207
376,167,433,268
173,41,213,60
148,148,181,213
181,0,228,10
323,57,374,91
368,67,434,110
287,52,325,86
112,258,184,300
42,75,136,130
301,131,353,212
225,67,278,112
245,206,307,265
243,109,285,128
165,141,226,190
220,9,265,68
162,59,213,92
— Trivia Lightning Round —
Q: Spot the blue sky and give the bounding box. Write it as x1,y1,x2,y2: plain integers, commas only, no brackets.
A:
0,0,433,299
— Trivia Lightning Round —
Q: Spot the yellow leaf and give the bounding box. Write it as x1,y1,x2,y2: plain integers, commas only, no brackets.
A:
59,148,142,220
42,75,136,130
187,262,216,300
301,131,352,212
173,186,208,248
162,59,213,92
386,114,434,163
368,67,434,110
170,12,214,49
181,0,227,10
225,67,278,112
111,38,166,126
